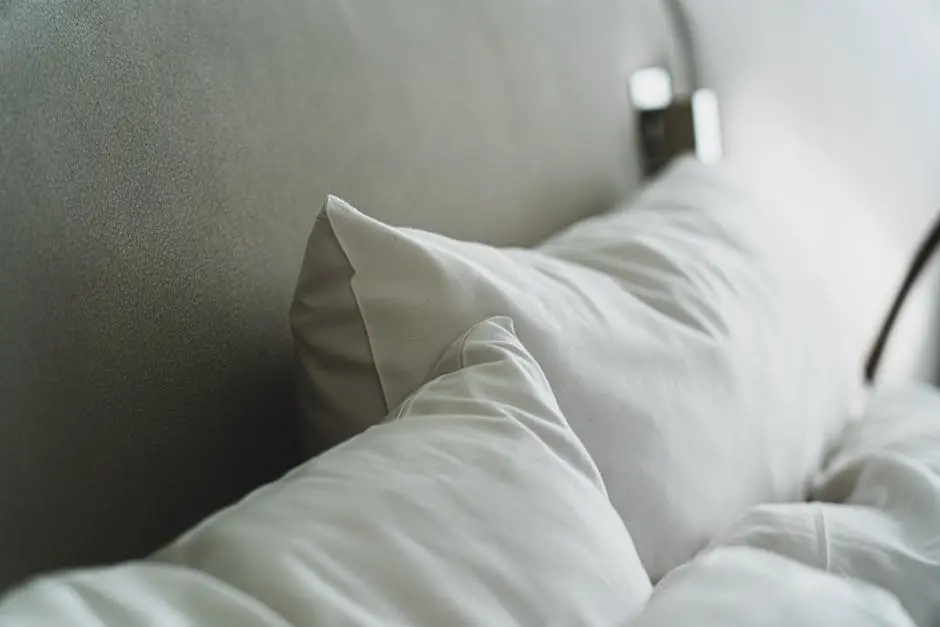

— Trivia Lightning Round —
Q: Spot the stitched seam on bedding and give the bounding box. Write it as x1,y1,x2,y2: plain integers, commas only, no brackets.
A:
387,323,478,423
813,504,831,572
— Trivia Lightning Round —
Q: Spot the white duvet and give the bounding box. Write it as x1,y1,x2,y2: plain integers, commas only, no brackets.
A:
632,383,940,626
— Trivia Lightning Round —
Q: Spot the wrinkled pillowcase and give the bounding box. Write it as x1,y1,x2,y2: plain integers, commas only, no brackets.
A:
291,157,860,579
0,317,651,626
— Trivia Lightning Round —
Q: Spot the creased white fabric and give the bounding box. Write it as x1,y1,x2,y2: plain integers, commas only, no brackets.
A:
708,384,940,627
0,317,651,626
0,564,293,627
295,157,859,578
627,547,914,627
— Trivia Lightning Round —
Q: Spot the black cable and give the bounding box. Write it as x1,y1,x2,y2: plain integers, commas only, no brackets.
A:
864,211,940,383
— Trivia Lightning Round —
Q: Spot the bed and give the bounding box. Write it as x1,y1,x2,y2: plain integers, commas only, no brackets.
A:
2,0,940,624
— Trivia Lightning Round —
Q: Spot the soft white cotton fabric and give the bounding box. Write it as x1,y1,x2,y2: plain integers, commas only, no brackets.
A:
0,564,292,627
711,383,940,627
292,156,860,579
628,546,914,627
0,317,651,626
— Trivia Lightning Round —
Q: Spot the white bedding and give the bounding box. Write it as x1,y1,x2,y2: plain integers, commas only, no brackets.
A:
292,158,859,579
633,383,940,626
710,383,940,627
0,317,653,626
631,547,914,626
4,381,940,625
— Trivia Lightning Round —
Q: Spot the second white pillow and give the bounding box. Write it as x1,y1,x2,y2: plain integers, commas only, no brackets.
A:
1,317,651,626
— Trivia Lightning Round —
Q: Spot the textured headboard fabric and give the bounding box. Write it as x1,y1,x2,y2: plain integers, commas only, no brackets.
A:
0,0,685,589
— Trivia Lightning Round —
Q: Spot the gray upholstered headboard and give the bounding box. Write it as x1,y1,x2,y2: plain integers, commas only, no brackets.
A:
0,0,687,589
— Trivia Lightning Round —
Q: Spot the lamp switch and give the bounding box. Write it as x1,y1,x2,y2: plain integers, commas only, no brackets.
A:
629,67,722,177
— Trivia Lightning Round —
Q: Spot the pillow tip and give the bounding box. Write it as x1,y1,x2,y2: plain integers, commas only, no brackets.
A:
322,194,346,213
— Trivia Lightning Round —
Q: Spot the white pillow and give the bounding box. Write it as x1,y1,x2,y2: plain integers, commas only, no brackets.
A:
712,383,940,627
0,317,651,626
291,157,860,579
